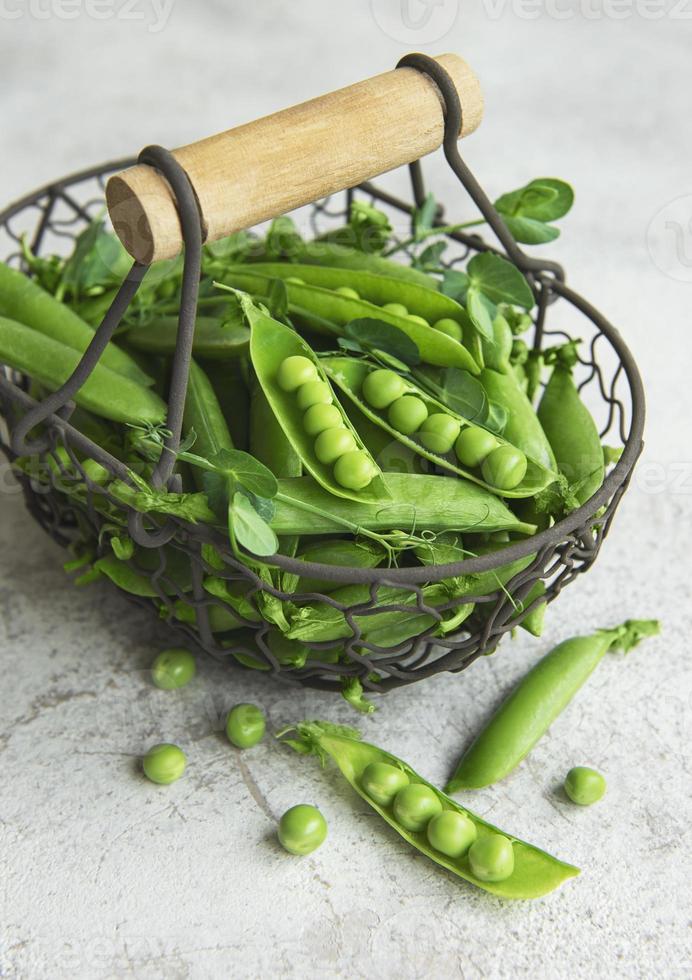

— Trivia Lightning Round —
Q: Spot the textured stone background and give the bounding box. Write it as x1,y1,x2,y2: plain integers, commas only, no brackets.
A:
1,3,690,978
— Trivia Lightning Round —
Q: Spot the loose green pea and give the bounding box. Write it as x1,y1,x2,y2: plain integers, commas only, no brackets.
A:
151,648,196,690
454,426,499,468
427,810,477,858
388,395,428,436
407,314,430,328
303,403,343,436
382,302,409,317
142,743,186,785
361,762,410,807
335,286,360,299
278,355,318,392
564,766,606,805
393,783,443,832
226,703,266,749
433,318,463,343
333,450,375,490
278,804,328,855
362,369,408,410
418,414,461,455
481,444,528,491
296,380,333,411
314,427,357,464
469,834,515,882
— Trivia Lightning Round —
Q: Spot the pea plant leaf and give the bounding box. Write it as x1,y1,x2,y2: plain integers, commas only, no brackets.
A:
413,192,439,238
467,253,534,309
501,215,560,246
412,239,447,272
495,178,574,222
230,492,279,557
413,366,488,424
466,286,496,340
345,318,420,366
206,449,278,500
440,269,469,302
59,218,131,298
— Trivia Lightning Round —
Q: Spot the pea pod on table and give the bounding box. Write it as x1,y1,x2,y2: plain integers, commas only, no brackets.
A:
446,619,660,792
279,721,579,899
124,315,250,360
537,346,605,505
0,261,152,386
321,355,557,498
221,269,480,374
0,315,165,426
248,301,390,504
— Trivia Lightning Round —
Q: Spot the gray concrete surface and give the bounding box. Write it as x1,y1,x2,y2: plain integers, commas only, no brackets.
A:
1,3,691,978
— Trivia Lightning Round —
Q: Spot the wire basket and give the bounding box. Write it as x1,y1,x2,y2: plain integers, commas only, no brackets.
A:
0,57,645,694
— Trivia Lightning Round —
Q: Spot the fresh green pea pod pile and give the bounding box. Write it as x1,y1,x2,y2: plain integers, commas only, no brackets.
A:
2,185,624,674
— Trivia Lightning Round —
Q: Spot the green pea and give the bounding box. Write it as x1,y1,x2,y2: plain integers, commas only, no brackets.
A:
296,380,333,411
427,810,477,858
362,369,408,410
564,766,606,805
407,314,430,328
481,444,528,491
335,286,360,299
454,426,499,468
418,414,461,455
392,783,443,832
433,318,463,342
382,302,409,317
303,402,343,436
225,703,266,748
314,427,357,464
277,355,318,392
278,804,328,855
388,395,428,436
151,648,196,690
142,743,186,785
468,834,515,882
333,450,375,490
361,762,410,807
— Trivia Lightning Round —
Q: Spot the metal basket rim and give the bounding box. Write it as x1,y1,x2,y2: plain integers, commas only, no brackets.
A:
0,159,645,586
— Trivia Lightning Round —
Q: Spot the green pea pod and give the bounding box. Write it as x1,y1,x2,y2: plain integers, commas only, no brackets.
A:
512,580,547,637
248,305,389,505
446,619,660,793
481,314,513,373
93,546,193,597
250,378,301,478
0,316,165,426
166,597,243,633
294,538,386,594
227,262,470,333
537,358,605,505
479,367,557,471
280,721,579,900
222,269,480,373
183,359,234,490
322,356,556,499
341,398,428,476
0,262,152,386
203,360,251,451
277,241,439,289
285,580,473,644
124,315,250,360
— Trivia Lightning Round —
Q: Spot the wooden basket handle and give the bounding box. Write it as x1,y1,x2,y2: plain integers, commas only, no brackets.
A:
105,53,483,265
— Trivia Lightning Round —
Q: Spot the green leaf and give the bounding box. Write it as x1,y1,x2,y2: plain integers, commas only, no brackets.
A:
202,470,230,520
467,253,534,309
266,277,289,320
414,240,447,271
61,218,131,296
208,449,278,499
204,230,253,262
466,286,496,340
414,193,439,237
230,492,279,556
341,677,377,715
502,215,560,245
485,400,508,435
440,269,469,302
495,178,574,222
603,445,623,467
345,318,420,366
414,366,488,423
238,489,276,523
111,536,134,561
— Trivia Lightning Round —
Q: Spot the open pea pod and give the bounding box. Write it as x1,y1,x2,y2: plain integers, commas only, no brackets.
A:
248,303,390,505
220,269,480,374
124,315,250,360
280,722,579,900
321,356,557,499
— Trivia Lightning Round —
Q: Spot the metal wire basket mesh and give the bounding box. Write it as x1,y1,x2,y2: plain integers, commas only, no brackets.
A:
0,144,644,692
